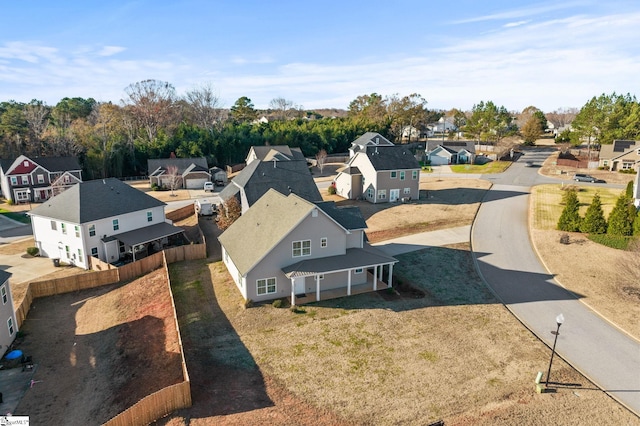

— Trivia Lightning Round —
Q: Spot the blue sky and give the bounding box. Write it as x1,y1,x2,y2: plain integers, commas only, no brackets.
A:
1,0,639,112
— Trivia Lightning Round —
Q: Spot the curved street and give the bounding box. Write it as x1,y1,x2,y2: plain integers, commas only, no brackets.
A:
472,149,640,415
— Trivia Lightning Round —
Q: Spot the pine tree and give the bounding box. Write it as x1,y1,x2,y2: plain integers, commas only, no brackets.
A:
557,189,581,232
607,194,634,236
580,193,607,234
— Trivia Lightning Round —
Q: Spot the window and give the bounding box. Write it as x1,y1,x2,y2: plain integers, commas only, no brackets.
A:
10,177,17,185
355,268,363,274
622,162,633,170
1,285,7,304
51,221,57,231
404,187,411,194
16,191,28,201
603,160,609,166
390,170,397,179
89,225,95,237
21,176,29,184
91,247,98,256
321,237,327,248
37,174,45,184
65,245,70,259
257,277,276,295
23,161,29,167
147,211,153,222
377,189,386,199
400,171,405,180
412,170,418,180
113,219,119,231
75,225,80,238
292,240,311,257
367,188,374,198
61,223,67,234
78,249,83,259
7,317,14,335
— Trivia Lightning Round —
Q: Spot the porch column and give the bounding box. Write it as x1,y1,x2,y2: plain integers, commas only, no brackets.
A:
373,265,378,291
388,263,394,288
347,270,352,296
316,275,320,301
291,278,296,306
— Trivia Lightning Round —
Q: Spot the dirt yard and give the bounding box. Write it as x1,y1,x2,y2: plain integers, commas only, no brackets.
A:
13,268,183,424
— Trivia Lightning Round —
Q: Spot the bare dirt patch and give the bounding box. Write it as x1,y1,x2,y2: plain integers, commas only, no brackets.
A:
14,268,182,425
127,180,192,203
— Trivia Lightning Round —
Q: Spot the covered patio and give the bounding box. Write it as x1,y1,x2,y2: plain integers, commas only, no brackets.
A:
283,245,397,306
104,222,187,263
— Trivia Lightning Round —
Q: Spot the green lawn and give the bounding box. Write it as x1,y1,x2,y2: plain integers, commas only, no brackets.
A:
0,208,31,224
450,161,511,174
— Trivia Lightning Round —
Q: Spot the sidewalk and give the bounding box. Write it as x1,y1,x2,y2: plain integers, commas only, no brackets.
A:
372,225,470,256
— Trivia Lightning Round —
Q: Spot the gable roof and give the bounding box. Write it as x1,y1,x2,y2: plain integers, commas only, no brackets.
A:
361,145,420,171
219,189,316,275
4,156,81,175
147,157,209,175
600,140,639,160
29,178,165,223
425,140,476,153
351,132,394,150
0,270,10,284
220,159,322,206
249,145,306,162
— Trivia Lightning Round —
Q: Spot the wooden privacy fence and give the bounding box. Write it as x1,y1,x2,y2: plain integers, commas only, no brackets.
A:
166,204,195,222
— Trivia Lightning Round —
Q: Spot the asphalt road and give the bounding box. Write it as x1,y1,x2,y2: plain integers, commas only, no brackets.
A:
472,149,640,415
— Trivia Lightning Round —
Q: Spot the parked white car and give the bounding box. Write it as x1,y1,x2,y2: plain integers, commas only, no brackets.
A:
203,182,214,192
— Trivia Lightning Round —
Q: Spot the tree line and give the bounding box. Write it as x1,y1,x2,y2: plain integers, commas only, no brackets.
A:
1,79,638,180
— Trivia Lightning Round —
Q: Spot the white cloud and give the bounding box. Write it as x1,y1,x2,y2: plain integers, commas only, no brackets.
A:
504,20,530,28
98,46,126,56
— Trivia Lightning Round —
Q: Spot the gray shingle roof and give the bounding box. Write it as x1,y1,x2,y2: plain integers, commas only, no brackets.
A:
147,157,208,174
29,178,166,223
250,145,306,161
218,189,315,275
220,160,321,207
315,202,367,230
425,141,476,153
363,145,420,171
351,132,394,150
0,270,11,284
33,156,82,172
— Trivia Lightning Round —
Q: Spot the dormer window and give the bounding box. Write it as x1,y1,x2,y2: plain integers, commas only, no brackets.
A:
23,161,29,167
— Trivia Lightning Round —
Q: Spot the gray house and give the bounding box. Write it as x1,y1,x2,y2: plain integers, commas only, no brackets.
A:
219,158,321,214
0,271,17,354
148,157,211,189
425,141,476,165
334,142,421,203
219,189,398,305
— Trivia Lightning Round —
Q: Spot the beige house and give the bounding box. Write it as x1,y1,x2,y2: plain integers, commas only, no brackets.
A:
599,140,640,171
218,189,397,305
148,157,211,189
334,138,421,203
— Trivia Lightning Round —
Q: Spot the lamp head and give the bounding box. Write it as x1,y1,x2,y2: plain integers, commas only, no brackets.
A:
556,313,565,326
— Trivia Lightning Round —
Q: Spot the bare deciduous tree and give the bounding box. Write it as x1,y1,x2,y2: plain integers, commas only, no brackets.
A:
165,165,181,196
269,97,294,121
123,79,178,144
24,101,49,156
184,83,223,131
315,149,327,175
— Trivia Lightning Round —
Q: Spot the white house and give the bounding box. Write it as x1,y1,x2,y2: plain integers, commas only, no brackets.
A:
29,178,185,269
633,166,640,209
0,271,17,355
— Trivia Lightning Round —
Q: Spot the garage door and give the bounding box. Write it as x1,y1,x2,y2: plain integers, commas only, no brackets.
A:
186,178,208,189
429,155,449,166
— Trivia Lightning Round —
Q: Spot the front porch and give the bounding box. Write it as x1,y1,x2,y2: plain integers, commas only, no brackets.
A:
289,271,390,305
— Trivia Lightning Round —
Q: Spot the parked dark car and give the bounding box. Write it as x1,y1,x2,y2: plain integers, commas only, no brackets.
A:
574,173,596,182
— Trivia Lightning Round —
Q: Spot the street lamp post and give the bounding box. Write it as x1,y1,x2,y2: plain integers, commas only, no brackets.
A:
26,188,32,210
545,313,565,387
